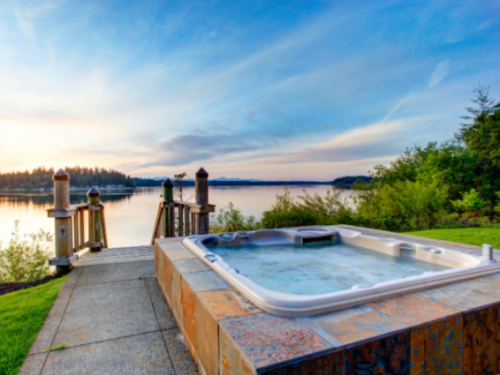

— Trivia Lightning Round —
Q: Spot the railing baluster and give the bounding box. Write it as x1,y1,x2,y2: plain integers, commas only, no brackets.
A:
178,204,184,237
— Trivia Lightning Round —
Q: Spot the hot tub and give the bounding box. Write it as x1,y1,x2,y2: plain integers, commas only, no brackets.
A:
182,226,500,316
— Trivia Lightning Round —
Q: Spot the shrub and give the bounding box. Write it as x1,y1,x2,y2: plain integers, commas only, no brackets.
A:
210,203,261,233
451,188,486,213
0,221,53,283
261,187,320,228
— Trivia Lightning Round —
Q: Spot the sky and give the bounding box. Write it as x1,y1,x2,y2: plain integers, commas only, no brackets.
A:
0,0,499,180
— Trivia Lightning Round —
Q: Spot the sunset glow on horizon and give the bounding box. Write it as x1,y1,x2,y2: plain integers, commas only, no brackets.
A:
1,0,499,180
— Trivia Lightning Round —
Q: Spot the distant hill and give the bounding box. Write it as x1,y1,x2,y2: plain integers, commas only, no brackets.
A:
331,176,372,188
133,177,332,187
150,176,263,183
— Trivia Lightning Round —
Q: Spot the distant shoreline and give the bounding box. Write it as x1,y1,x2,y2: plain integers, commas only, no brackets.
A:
134,180,333,187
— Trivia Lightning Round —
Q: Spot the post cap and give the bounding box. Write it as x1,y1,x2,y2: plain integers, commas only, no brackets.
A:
162,178,174,187
195,167,208,178
87,186,100,197
53,168,70,181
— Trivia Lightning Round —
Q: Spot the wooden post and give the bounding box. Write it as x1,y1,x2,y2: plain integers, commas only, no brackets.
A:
53,169,72,275
184,206,190,235
87,187,103,251
178,205,184,237
193,167,209,235
162,178,174,237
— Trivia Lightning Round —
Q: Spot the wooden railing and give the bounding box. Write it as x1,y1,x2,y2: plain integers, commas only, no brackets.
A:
151,168,215,244
47,169,109,274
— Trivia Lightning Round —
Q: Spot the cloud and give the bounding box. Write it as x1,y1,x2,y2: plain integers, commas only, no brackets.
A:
429,61,449,88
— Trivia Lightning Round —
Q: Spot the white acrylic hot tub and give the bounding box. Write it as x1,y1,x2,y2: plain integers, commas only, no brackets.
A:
182,226,500,316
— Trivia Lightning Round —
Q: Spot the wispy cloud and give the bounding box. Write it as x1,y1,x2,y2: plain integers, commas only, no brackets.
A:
0,0,499,179
429,61,449,88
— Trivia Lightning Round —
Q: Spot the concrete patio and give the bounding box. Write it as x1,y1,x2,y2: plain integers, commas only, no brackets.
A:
19,245,199,375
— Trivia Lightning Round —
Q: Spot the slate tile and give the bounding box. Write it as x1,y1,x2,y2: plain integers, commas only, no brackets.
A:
219,313,332,369
257,350,343,375
299,304,407,347
416,279,500,312
463,305,500,375
370,293,459,327
344,331,411,375
182,270,230,293
173,258,210,274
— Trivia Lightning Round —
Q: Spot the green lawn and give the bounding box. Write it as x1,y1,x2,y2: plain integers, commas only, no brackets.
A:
404,227,500,249
0,275,68,375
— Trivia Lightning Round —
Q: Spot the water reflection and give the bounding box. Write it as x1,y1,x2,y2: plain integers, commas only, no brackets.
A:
0,186,351,252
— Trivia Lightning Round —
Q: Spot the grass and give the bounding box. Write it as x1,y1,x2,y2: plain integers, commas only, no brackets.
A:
41,344,70,353
404,227,500,249
0,275,68,375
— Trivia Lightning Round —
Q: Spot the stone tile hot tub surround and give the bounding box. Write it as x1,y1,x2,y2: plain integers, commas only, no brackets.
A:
154,233,500,375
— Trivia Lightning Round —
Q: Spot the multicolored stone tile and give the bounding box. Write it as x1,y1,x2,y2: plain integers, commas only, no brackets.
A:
462,276,500,300
416,279,500,312
181,278,198,362
163,250,173,307
196,297,220,375
463,304,500,375
195,288,261,375
344,331,411,375
172,258,210,274
410,315,463,375
219,313,333,369
257,350,343,375
182,270,230,293
299,304,407,347
171,265,182,327
425,315,463,374
369,293,459,327
410,326,425,375
165,248,196,261
197,288,262,320
220,323,257,375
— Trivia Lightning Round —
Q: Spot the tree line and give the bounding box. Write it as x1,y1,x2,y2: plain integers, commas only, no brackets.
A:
0,166,135,189
209,84,500,233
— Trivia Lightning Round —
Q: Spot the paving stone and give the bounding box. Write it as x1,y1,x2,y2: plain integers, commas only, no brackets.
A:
18,353,47,375
42,332,175,375
299,304,408,347
220,313,332,369
369,293,459,327
77,259,154,286
53,279,159,347
145,278,177,330
29,273,80,354
162,328,200,375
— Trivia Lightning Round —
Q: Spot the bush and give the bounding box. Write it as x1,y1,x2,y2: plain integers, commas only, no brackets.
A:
261,187,321,228
452,188,486,213
0,221,53,283
210,203,261,233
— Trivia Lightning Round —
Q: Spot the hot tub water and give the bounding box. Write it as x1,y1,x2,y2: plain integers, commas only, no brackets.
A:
211,241,450,295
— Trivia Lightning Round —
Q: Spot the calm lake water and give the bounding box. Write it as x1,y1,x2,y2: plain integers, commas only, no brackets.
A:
0,185,352,254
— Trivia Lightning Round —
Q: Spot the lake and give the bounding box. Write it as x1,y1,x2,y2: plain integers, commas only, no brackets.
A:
0,185,352,254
